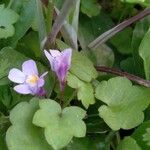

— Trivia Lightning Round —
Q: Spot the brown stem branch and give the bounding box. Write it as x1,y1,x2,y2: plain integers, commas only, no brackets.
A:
41,0,48,6
43,0,77,49
96,66,150,87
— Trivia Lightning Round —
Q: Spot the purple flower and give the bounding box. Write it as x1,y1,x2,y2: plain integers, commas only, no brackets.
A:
8,60,48,96
44,48,72,91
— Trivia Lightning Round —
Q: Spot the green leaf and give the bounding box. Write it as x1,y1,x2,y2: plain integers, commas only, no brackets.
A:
117,137,141,150
143,0,150,6
0,134,7,150
10,0,25,12
56,39,70,49
17,32,42,58
67,73,95,108
83,44,114,67
95,77,150,130
35,0,46,47
85,104,110,133
66,137,91,150
33,100,86,150
0,85,11,108
78,12,114,67
0,58,9,80
9,89,32,108
6,98,52,150
66,135,110,150
0,84,32,109
132,16,150,76
120,57,135,74
121,0,150,6
78,12,114,66
81,0,100,17
70,51,98,82
132,121,150,149
79,12,114,50
0,47,27,80
9,0,36,47
110,27,133,54
0,4,19,38
139,28,150,80
143,128,150,146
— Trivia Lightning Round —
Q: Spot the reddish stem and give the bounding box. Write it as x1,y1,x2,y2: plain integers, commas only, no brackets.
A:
96,66,150,87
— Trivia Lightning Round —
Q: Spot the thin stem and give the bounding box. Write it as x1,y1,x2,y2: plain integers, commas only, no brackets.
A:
0,76,7,80
7,0,14,8
111,142,116,150
105,131,117,150
63,90,77,107
96,66,150,87
0,114,9,125
86,114,99,118
87,131,108,134
116,132,121,145
105,131,117,144
48,75,56,98
88,8,150,49
60,88,65,107
60,81,67,107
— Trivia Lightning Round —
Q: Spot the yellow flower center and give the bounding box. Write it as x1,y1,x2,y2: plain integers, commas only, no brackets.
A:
26,74,39,85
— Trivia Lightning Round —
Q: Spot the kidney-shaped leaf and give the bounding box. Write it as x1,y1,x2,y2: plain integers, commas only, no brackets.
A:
132,121,150,149
6,98,52,150
117,137,141,150
95,77,150,130
33,100,86,150
0,4,19,38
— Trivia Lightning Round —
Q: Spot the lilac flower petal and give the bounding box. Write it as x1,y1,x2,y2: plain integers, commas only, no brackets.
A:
38,78,45,87
45,48,72,92
14,84,31,94
8,69,26,83
38,71,48,87
56,63,67,83
55,48,72,83
52,59,61,71
40,71,48,78
49,50,62,71
22,60,38,75
49,50,61,57
44,50,52,60
29,86,39,95
62,48,72,70
44,50,55,70
37,87,46,97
